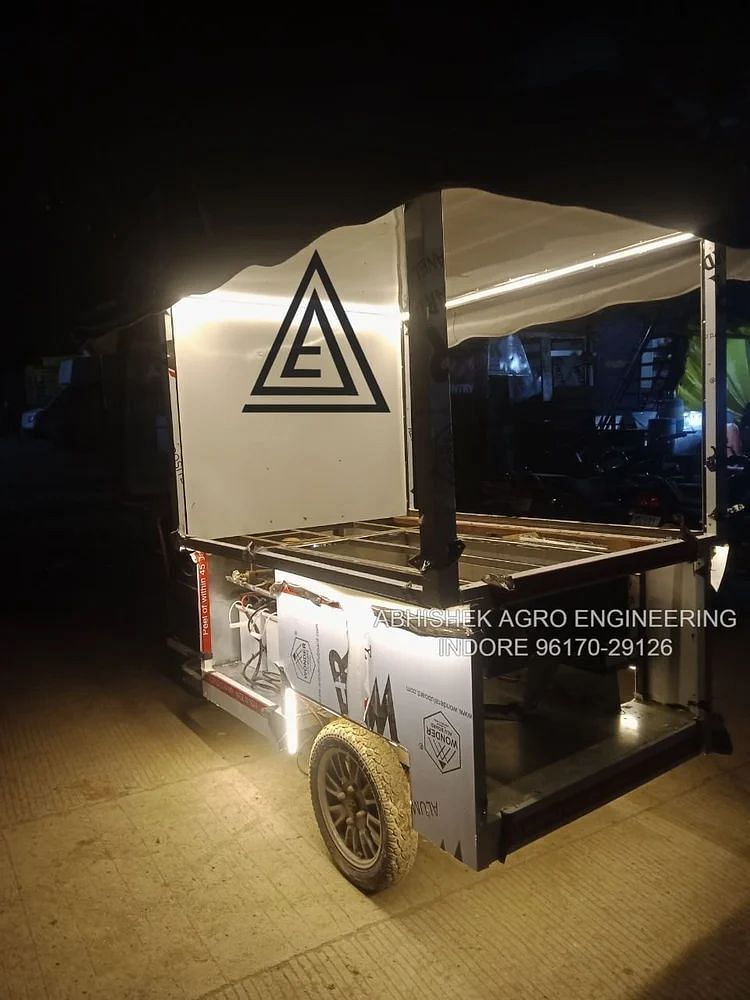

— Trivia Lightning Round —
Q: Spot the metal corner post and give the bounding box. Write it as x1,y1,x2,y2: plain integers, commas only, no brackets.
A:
700,240,727,541
403,193,461,608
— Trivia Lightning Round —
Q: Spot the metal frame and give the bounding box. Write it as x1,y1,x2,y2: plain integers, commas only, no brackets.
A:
162,310,188,536
183,513,708,611
403,195,462,607
701,239,728,541
481,709,704,863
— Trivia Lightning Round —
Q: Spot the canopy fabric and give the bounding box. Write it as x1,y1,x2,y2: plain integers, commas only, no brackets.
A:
443,190,750,346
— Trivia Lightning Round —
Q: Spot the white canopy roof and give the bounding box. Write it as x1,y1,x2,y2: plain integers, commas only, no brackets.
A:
442,189,750,345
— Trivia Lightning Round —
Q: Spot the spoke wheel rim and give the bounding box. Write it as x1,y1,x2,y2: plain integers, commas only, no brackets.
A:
317,746,383,870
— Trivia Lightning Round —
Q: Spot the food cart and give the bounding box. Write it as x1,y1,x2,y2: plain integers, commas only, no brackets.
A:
164,189,736,891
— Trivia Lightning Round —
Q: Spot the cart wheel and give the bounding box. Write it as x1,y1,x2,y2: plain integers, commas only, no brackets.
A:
309,719,417,893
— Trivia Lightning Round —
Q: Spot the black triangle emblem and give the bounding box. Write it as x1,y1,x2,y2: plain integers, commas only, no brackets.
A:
242,251,389,413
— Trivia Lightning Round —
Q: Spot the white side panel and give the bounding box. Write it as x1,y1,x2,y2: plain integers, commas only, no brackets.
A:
366,626,477,868
645,562,705,707
275,572,478,868
169,210,407,538
276,589,369,723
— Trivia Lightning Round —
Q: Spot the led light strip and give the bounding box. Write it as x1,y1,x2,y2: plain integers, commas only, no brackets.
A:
174,231,696,324
284,686,298,755
445,231,696,311
173,289,402,320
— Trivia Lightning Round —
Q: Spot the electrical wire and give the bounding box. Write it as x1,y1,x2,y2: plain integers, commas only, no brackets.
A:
295,730,318,776
239,601,283,697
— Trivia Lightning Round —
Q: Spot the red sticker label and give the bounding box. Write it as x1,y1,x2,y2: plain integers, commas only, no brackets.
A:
195,552,212,655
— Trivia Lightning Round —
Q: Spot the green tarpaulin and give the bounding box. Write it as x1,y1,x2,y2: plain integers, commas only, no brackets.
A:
678,328,750,420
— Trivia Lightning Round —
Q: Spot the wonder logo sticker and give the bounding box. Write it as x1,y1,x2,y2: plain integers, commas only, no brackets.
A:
242,251,389,413
423,711,461,773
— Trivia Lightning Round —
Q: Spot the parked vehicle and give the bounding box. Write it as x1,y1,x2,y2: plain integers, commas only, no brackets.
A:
164,190,731,891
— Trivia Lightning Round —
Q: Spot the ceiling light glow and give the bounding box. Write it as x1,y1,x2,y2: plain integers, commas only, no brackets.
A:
445,232,696,311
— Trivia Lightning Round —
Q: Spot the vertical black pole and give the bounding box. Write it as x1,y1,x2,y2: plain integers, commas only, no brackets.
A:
404,193,462,608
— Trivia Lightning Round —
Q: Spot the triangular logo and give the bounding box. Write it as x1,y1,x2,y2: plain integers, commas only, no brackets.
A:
242,251,389,413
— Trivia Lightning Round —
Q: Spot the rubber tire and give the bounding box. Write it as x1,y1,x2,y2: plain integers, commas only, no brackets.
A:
309,719,418,893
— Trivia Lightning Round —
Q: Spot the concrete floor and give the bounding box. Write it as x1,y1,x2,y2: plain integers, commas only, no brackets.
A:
2,438,750,998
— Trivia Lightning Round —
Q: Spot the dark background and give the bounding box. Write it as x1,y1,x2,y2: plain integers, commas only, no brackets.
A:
4,10,750,361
